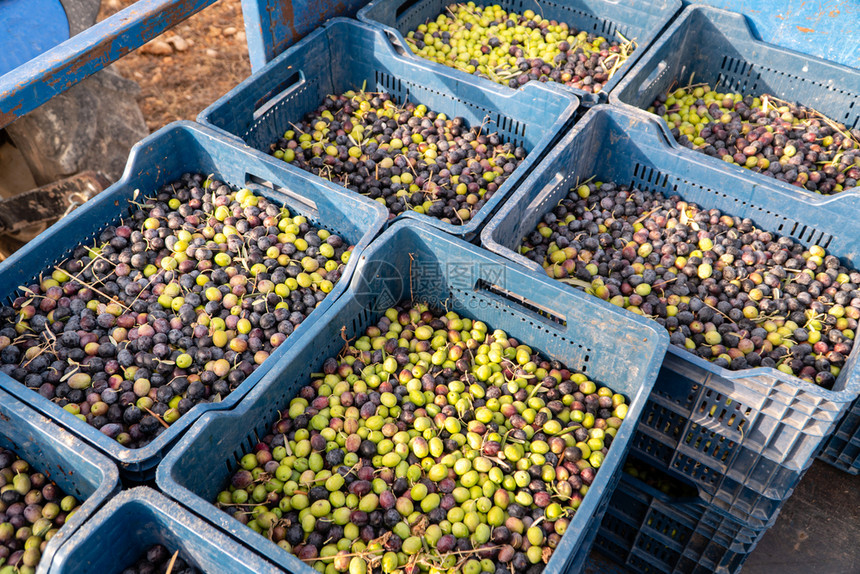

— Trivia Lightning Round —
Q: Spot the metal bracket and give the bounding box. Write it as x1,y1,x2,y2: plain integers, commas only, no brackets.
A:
0,170,109,235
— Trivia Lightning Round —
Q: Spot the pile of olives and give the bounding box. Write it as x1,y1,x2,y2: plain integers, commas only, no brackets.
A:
650,84,860,194
518,180,857,388
0,174,354,448
0,448,82,574
404,3,635,93
270,90,526,224
216,304,629,574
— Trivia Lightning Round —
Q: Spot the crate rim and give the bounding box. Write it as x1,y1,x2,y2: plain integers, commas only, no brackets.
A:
0,119,388,475
196,17,581,241
356,0,684,106
607,3,860,202
481,103,860,408
157,219,670,574
48,486,281,573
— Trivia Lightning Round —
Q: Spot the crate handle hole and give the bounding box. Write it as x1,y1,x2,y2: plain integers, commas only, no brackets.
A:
253,71,303,120
245,174,319,217
476,279,567,327
638,60,667,95
385,31,408,56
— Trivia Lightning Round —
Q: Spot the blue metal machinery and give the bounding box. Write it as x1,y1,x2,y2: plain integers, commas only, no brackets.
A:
2,0,856,131
0,0,72,79
0,0,369,129
0,0,214,128
685,0,859,69
240,0,368,71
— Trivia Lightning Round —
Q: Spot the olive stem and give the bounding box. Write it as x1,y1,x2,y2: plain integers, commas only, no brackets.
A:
141,406,171,429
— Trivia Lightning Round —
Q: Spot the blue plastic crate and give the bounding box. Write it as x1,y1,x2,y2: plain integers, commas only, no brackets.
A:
609,5,860,200
156,220,669,574
197,18,579,242
594,460,768,574
0,387,119,574
480,104,860,527
357,0,682,106
48,487,278,573
583,551,630,574
819,401,860,473
0,121,387,481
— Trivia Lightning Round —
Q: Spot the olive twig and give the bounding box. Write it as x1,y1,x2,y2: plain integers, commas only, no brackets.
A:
53,266,132,313
141,406,171,429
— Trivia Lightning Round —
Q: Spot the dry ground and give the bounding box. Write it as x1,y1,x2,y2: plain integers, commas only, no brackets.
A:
99,0,251,132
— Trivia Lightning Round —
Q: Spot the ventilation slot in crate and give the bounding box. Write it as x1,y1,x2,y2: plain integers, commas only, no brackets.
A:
397,1,430,32
671,453,721,491
641,401,687,441
715,56,760,94
636,534,681,568
847,100,859,129
695,390,752,433
788,221,834,248
600,512,639,544
632,431,676,468
476,279,567,327
246,77,318,144
683,424,737,465
631,163,671,194
375,70,405,100
601,19,617,37
646,511,694,545
652,379,700,413
628,551,667,573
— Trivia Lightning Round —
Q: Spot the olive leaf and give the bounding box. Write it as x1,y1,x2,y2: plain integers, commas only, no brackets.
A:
59,367,79,382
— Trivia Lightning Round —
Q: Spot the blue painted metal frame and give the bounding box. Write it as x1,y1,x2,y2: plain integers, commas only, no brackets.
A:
241,0,369,71
685,0,860,69
0,0,382,129
0,0,70,78
0,0,215,129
